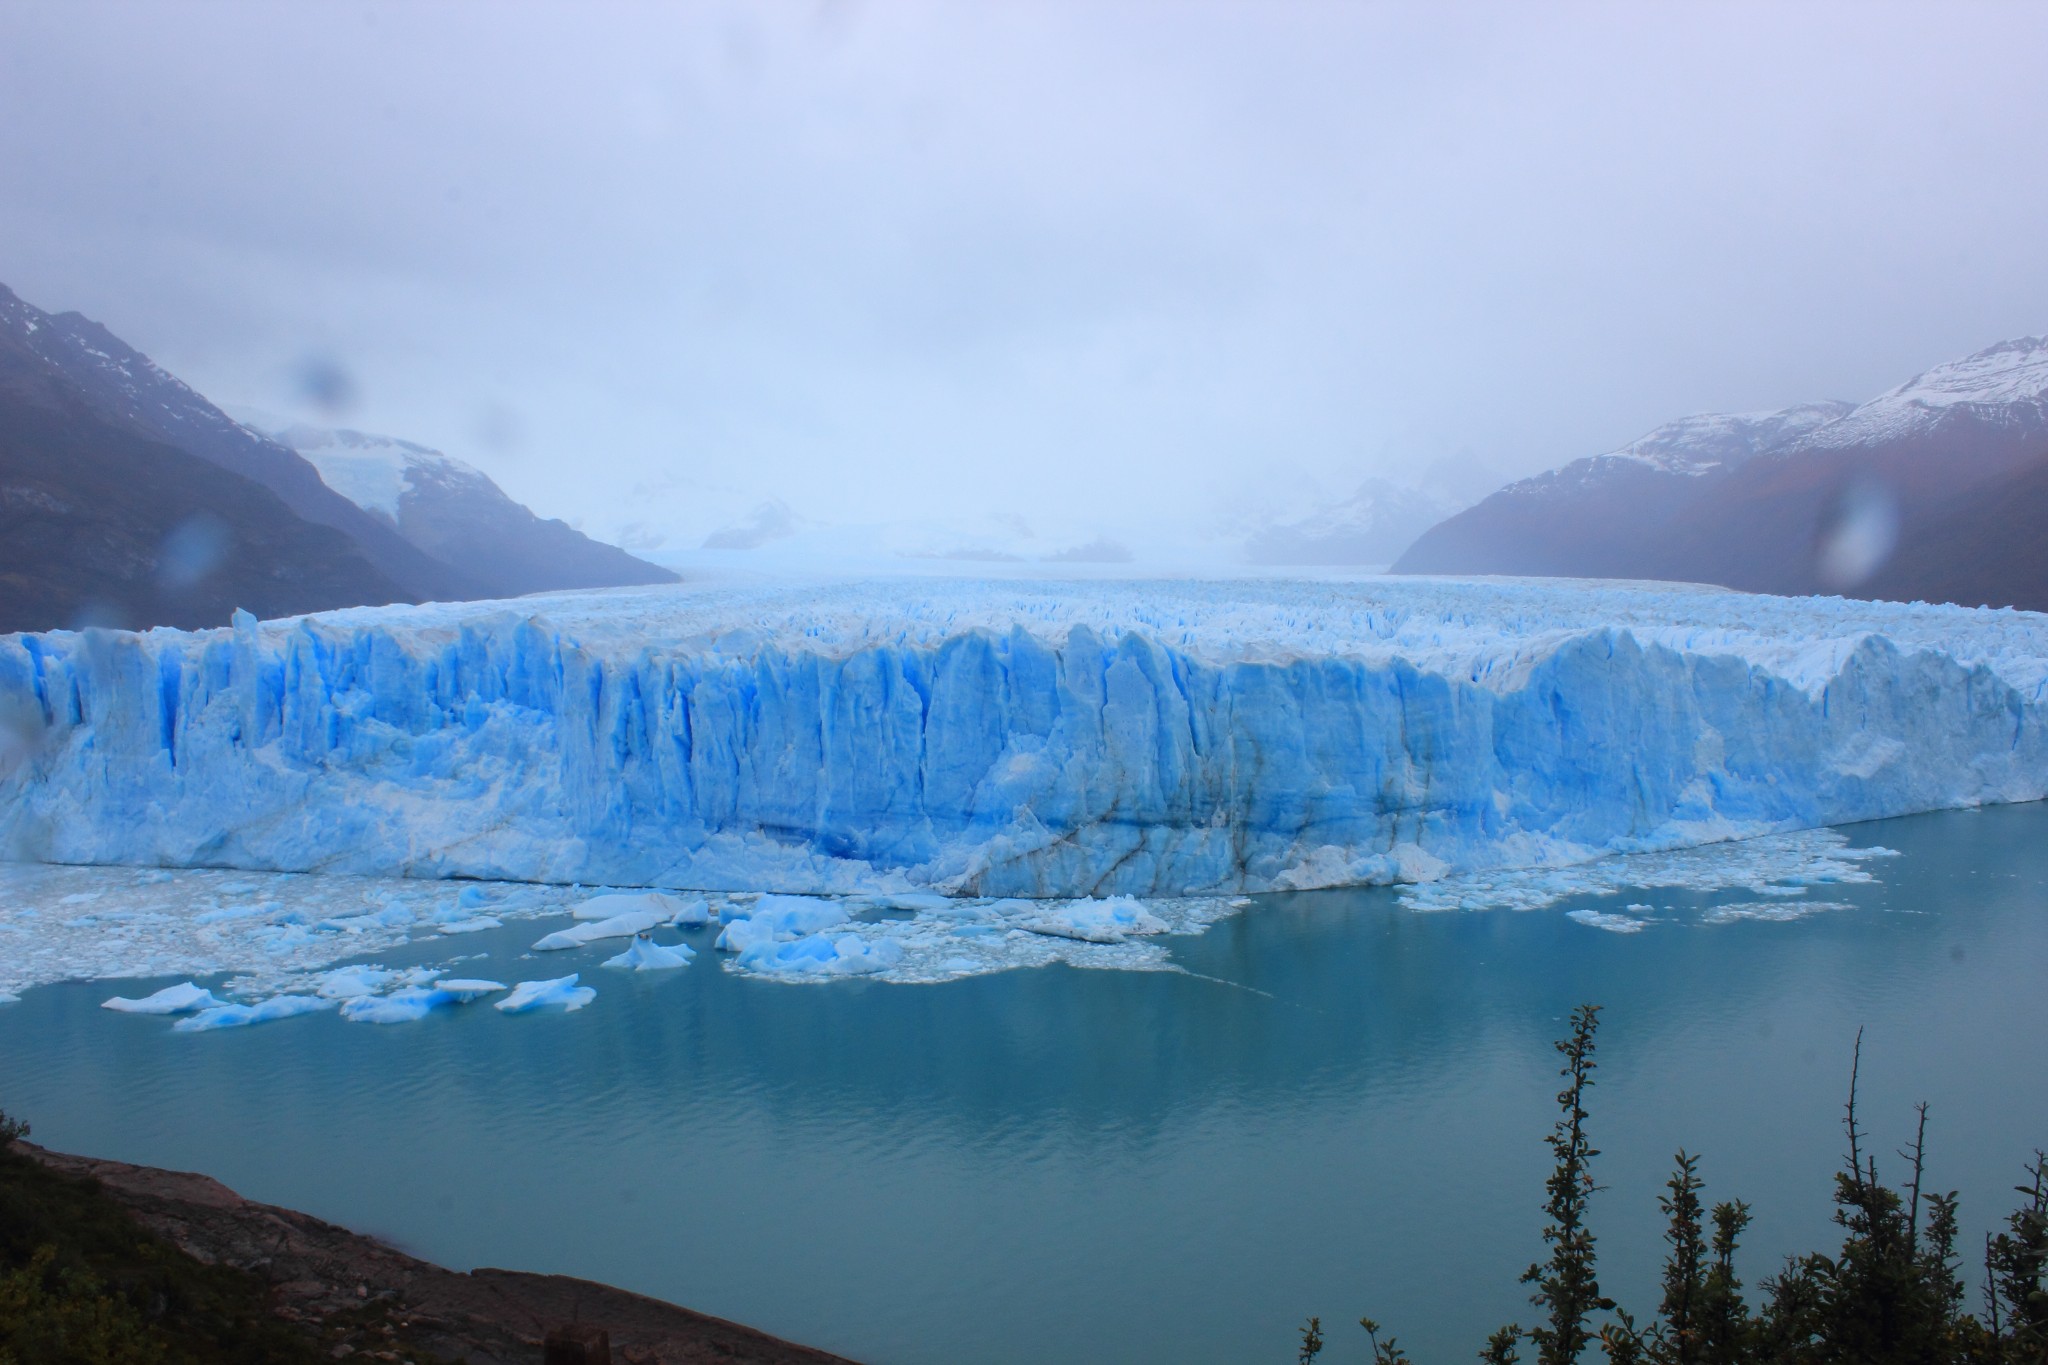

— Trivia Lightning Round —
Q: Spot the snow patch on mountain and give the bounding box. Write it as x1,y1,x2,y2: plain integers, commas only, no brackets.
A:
1494,402,1856,500
1788,336,2048,450
235,412,485,523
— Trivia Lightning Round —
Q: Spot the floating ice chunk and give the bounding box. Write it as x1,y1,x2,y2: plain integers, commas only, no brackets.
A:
749,895,850,935
432,978,507,1000
736,931,905,978
435,916,502,935
102,982,223,1014
495,974,595,1013
315,967,398,999
714,895,849,950
571,891,692,922
1701,900,1854,925
173,994,330,1031
1567,909,1650,934
601,937,696,971
532,908,667,951
194,904,268,925
0,990,17,1005
848,891,955,914
665,895,711,927
340,987,452,1024
714,917,775,953
1018,897,1170,944
457,886,498,909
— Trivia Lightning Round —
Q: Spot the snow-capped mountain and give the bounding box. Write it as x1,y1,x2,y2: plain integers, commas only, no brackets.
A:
1,284,429,632
1394,402,1852,580
1395,337,2048,611
1793,335,2048,450
0,284,473,605
241,417,676,600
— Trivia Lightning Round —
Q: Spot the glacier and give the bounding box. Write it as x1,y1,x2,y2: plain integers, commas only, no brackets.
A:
1,576,2044,902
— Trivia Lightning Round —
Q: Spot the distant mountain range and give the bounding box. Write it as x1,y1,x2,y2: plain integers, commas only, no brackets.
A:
240,417,675,600
1394,336,2048,612
0,282,672,634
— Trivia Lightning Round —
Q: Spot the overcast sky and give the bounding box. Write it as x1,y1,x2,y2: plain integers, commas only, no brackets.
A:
3,1,2046,555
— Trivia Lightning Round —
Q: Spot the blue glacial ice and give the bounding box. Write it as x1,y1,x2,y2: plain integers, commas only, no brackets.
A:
736,931,905,979
1,577,2042,901
173,993,331,1032
496,975,596,1013
533,906,673,951
433,978,508,1000
102,981,223,1014
602,937,696,970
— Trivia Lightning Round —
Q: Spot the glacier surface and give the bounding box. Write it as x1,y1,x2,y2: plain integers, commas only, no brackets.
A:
2,577,2043,902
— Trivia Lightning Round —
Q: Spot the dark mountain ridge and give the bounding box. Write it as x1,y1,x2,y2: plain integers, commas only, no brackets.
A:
1394,338,2048,612
0,284,476,604
0,327,406,633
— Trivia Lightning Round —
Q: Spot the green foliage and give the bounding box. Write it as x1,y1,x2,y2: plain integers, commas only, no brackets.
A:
1523,1003,1611,1365
1299,1315,1324,1363
1482,1324,1526,1364
1362,1315,1411,1364
0,1245,164,1365
1304,1017,2046,1365
1981,1152,2048,1359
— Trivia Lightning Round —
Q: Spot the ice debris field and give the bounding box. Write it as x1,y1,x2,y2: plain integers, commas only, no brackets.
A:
0,574,2041,1025
2,824,1895,1027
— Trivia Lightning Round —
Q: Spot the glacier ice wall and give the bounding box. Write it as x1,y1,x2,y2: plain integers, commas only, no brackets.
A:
1,578,2043,897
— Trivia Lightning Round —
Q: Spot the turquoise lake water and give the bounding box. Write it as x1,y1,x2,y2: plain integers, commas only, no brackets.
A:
3,803,2045,1363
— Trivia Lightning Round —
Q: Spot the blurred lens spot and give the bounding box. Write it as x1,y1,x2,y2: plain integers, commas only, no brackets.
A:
472,401,525,454
159,513,233,591
0,694,47,780
293,355,359,416
1815,480,1899,590
67,599,129,632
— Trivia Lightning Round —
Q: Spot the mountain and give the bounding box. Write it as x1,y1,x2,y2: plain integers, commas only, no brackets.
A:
1392,403,1854,578
0,283,474,605
1393,337,2048,611
1857,455,2048,611
1241,477,1456,567
241,418,677,599
0,322,408,633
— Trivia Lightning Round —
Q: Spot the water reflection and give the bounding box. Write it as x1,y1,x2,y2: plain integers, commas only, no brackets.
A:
3,804,2044,1363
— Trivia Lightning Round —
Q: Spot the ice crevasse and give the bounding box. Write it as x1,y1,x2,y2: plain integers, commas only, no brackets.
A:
1,577,2044,898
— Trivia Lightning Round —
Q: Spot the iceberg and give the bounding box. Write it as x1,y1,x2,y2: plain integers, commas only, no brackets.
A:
713,895,850,952
172,994,331,1032
2,579,2044,900
339,986,458,1024
666,894,712,927
495,975,596,1013
435,915,502,934
1016,895,1171,943
433,978,507,1000
571,891,692,921
735,931,906,978
314,966,398,999
532,906,669,951
601,937,696,970
102,982,223,1014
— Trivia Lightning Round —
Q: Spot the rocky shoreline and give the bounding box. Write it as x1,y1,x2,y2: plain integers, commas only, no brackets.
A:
15,1141,858,1364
